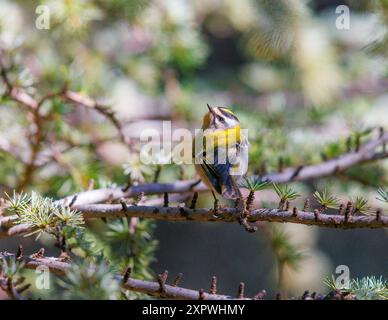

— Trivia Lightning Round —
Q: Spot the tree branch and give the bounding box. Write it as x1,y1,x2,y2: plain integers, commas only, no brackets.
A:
1,134,387,238
0,194,191,238
74,204,388,229
0,58,130,189
61,90,128,147
0,252,241,300
1,203,386,239
0,250,356,300
264,132,388,183
57,131,388,207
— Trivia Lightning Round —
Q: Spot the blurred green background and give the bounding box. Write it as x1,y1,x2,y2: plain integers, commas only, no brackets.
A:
0,0,387,298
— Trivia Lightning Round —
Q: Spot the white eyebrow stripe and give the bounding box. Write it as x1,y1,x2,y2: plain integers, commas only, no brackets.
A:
218,108,238,121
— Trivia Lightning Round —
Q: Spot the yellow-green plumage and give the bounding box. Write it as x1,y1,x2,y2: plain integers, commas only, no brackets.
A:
193,106,248,199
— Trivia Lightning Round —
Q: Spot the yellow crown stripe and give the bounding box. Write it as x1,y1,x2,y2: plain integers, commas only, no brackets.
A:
219,107,235,115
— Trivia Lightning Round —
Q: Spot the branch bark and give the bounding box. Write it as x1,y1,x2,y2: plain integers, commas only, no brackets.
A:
1,203,386,239
0,194,191,238
0,252,239,300
74,204,388,229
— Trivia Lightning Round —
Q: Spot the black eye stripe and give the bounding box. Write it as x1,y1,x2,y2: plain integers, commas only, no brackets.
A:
218,108,238,121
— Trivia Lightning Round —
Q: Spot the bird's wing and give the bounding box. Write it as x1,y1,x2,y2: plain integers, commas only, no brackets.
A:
200,158,223,194
201,145,241,199
193,128,246,199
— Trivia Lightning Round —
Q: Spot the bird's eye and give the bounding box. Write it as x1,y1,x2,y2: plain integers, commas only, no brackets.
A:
217,116,225,123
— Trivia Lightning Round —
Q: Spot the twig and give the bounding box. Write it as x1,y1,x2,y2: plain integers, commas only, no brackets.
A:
0,60,131,189
237,282,245,299
210,276,217,294
173,273,183,287
62,91,128,146
0,61,37,110
189,192,198,209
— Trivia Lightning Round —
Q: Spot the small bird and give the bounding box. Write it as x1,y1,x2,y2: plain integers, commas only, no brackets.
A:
193,104,248,200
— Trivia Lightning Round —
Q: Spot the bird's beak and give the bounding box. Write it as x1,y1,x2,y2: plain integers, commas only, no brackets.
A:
207,104,215,114
207,104,217,127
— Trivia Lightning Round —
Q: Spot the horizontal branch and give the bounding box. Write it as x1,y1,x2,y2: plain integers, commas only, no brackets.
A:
123,277,233,300
1,197,387,240
2,203,386,239
0,193,191,238
57,131,388,207
264,132,388,183
0,252,239,300
0,221,35,238
75,204,388,229
58,180,204,206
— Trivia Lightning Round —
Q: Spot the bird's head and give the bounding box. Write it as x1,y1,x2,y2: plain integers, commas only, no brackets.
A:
202,104,240,130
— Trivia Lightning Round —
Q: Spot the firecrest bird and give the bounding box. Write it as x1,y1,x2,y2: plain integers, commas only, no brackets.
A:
193,104,248,200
